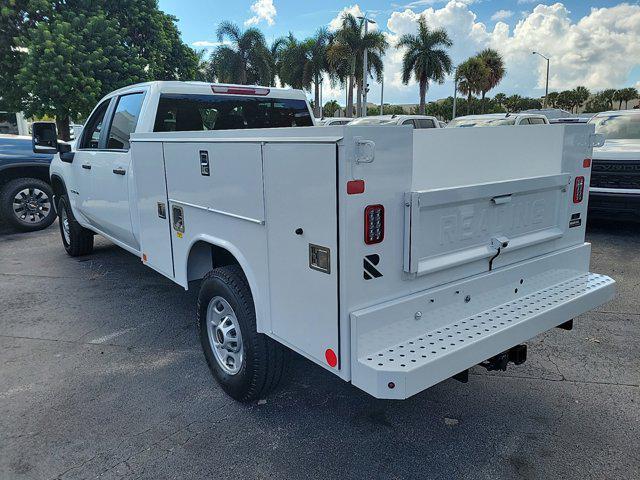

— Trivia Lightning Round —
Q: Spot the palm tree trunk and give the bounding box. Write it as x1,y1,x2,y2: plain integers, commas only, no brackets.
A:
314,74,320,117
619,100,623,110
481,91,486,114
467,92,472,115
347,75,354,118
419,78,427,115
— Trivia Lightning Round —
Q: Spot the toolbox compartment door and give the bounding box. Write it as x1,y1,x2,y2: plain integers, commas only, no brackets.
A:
131,141,175,278
404,174,571,277
263,142,340,368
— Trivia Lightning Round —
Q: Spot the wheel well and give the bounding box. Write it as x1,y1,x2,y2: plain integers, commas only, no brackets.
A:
0,166,50,189
50,175,66,199
187,241,241,282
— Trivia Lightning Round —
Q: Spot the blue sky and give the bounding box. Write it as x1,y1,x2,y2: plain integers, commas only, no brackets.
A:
159,0,640,105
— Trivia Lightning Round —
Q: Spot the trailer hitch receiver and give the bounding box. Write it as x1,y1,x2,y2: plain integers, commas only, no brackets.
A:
480,344,527,371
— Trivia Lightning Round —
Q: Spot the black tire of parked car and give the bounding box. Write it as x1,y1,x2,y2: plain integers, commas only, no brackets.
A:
0,177,56,232
197,265,289,402
57,194,94,256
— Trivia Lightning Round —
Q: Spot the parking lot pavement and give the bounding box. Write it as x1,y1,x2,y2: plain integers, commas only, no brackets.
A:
0,219,638,480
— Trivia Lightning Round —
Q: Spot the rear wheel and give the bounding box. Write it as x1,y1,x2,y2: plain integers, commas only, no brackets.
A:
0,178,56,232
197,265,288,402
57,195,94,256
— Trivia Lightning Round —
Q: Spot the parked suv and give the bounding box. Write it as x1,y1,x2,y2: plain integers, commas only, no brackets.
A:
588,110,640,219
447,113,549,127
0,134,56,231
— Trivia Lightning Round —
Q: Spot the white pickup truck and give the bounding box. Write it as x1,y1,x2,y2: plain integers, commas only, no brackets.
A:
33,81,614,402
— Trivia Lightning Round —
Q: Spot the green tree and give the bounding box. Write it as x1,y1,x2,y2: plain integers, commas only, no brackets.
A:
584,92,611,113
18,7,147,140
546,91,559,108
456,56,488,114
305,28,332,117
396,17,452,115
613,87,638,110
276,33,311,90
323,100,340,117
476,48,505,113
210,21,272,85
493,92,507,109
600,89,617,110
328,14,387,117
572,86,590,113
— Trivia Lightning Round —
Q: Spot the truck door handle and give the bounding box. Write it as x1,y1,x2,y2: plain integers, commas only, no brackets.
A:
81,164,91,170
113,168,126,175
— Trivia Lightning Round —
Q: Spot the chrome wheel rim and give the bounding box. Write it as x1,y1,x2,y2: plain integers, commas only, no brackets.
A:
12,187,51,224
59,206,71,244
206,296,243,375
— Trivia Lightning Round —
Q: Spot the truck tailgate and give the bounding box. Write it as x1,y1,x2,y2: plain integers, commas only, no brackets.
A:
404,173,571,276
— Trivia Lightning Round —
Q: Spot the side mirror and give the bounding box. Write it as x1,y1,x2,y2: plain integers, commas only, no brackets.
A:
32,122,58,154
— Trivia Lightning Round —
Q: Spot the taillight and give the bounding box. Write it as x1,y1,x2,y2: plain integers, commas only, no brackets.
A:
211,85,270,96
573,176,585,203
364,204,384,244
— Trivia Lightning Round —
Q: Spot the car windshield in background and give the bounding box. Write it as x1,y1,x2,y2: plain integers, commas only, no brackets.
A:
154,94,313,131
590,113,640,140
349,117,395,125
447,117,517,127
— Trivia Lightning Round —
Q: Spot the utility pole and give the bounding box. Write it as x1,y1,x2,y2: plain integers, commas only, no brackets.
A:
358,15,376,117
532,51,550,107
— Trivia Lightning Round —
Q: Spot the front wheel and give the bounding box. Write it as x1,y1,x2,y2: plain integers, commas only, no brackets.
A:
0,177,56,232
57,195,94,256
197,265,288,402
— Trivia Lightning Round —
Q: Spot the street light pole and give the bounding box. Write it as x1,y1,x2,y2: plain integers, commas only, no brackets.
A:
358,15,376,117
532,51,550,107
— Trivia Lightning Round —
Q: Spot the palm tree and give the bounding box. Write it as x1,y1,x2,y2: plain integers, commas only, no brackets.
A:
601,89,617,110
328,14,387,117
572,86,590,113
209,21,272,85
456,56,488,114
304,28,332,117
396,17,452,115
276,33,311,90
476,48,504,113
193,49,213,82
493,92,507,109
323,100,340,117
620,87,639,109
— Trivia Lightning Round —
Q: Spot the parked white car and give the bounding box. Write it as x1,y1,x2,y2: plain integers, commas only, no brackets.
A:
447,113,549,128
349,114,441,128
33,81,613,402
317,117,351,126
588,109,640,219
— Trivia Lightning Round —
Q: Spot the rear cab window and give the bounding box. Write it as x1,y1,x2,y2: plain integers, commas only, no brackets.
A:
154,94,313,132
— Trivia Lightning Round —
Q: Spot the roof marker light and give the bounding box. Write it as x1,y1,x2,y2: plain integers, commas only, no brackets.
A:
211,85,270,96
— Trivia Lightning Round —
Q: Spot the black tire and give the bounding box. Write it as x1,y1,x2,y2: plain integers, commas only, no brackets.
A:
197,265,288,402
0,177,56,232
57,195,94,256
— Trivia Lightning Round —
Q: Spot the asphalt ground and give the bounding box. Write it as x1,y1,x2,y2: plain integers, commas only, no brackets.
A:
1,217,638,480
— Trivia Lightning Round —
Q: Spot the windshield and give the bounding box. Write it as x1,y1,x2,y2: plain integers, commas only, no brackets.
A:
349,117,394,125
589,113,640,140
447,117,516,127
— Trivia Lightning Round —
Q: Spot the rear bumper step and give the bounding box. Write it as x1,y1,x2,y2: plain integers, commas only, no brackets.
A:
350,271,614,399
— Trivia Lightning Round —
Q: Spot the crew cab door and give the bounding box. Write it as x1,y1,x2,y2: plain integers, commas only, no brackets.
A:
79,92,145,250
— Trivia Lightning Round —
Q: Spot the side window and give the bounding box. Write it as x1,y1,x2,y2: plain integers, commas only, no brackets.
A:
106,92,145,150
416,119,435,128
519,118,532,125
80,100,110,149
402,119,415,128
529,117,546,125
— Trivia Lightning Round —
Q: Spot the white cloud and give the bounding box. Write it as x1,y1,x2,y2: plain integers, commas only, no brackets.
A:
245,0,276,27
329,5,369,31
491,9,513,21
376,1,640,104
192,40,231,48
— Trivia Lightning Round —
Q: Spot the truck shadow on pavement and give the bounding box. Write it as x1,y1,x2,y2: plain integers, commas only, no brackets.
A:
1,219,638,480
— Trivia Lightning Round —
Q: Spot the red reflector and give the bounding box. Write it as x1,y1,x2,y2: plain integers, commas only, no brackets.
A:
211,85,270,96
364,204,384,245
325,348,337,368
347,179,365,195
573,176,585,203
583,158,591,168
